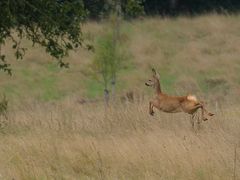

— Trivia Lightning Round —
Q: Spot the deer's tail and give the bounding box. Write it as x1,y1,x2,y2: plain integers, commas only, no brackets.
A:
187,95,198,102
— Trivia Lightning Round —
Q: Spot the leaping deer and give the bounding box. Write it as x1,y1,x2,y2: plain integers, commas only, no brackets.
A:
145,68,214,128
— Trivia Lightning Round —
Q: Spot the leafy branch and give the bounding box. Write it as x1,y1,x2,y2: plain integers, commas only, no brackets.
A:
0,0,87,74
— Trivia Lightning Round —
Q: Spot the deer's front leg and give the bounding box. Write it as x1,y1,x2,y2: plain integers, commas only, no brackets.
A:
149,101,154,116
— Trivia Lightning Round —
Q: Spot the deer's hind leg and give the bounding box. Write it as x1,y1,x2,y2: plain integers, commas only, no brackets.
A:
195,103,209,121
186,103,207,123
196,104,209,122
203,107,214,117
199,101,214,117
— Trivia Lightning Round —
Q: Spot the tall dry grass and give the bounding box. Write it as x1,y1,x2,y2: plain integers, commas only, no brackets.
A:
0,98,239,179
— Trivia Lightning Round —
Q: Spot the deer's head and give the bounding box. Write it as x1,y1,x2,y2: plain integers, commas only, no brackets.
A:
145,68,160,88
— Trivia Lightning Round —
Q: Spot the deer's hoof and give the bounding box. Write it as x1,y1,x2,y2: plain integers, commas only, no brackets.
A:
150,112,154,116
208,113,214,116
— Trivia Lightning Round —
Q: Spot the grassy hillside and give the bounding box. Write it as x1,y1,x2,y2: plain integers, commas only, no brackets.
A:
0,14,240,179
1,14,240,103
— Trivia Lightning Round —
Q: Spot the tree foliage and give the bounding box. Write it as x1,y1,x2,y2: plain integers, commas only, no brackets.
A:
143,0,240,15
0,0,86,74
124,0,145,18
83,0,145,19
83,0,106,19
84,0,240,19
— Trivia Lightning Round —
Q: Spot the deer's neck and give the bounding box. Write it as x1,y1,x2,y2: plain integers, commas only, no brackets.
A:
155,79,162,94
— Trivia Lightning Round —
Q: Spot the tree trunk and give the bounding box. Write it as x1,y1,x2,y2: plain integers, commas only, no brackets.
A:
111,1,121,102
111,78,116,102
104,88,110,107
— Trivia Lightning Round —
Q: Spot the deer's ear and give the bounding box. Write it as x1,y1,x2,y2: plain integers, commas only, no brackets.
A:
152,68,160,78
152,68,156,75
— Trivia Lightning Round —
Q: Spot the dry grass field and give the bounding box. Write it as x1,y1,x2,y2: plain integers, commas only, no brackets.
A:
0,99,239,179
0,14,240,179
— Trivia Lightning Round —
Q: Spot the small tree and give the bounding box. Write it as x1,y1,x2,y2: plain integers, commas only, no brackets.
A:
91,30,129,105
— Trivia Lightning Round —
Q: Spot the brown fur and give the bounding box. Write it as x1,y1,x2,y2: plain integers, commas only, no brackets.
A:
145,68,214,128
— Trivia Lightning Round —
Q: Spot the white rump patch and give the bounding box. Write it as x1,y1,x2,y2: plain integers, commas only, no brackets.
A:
187,95,197,102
